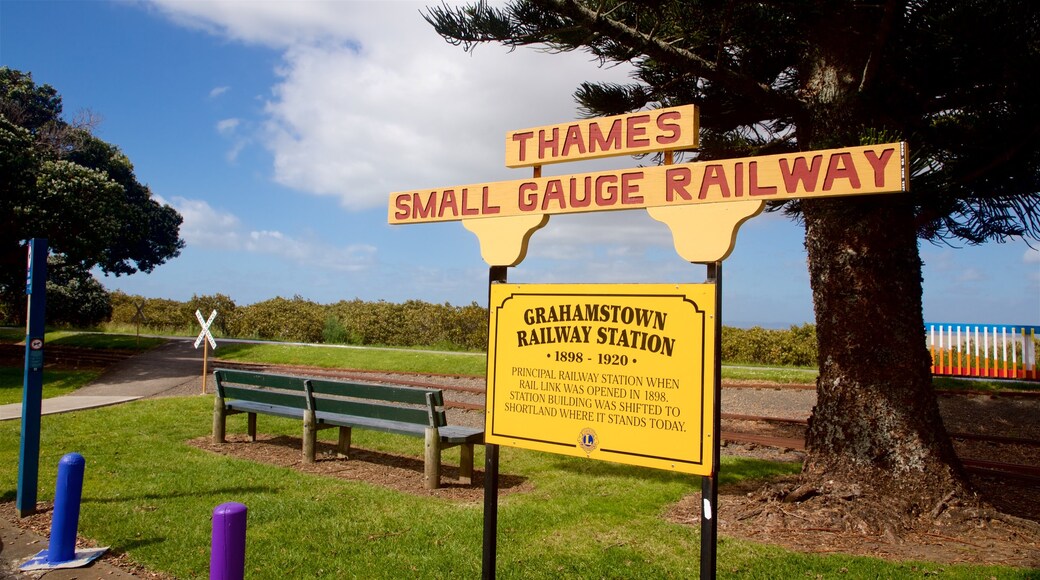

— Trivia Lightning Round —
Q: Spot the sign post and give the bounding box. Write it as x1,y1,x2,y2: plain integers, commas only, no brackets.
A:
132,301,147,347
389,104,909,579
18,238,47,518
195,309,218,394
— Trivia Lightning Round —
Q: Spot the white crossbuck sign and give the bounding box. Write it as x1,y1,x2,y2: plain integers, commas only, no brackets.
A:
194,309,217,350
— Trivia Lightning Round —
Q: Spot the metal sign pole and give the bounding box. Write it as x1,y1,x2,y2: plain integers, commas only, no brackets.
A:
700,261,722,579
482,265,507,580
18,238,48,517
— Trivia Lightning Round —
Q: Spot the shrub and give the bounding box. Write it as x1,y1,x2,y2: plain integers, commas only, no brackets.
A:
185,293,237,336
721,324,818,367
229,295,324,343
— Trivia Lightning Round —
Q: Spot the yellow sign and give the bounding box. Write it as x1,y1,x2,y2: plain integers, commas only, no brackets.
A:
505,104,699,167
389,142,907,224
486,283,716,475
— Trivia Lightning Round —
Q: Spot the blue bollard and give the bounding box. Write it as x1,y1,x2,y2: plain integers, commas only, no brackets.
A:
48,452,85,564
210,502,247,580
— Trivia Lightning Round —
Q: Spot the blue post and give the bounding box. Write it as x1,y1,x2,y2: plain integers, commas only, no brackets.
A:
48,452,85,564
17,238,47,518
210,502,247,580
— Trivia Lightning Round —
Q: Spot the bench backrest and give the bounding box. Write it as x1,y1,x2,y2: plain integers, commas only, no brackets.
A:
307,378,447,427
214,369,448,427
215,369,309,409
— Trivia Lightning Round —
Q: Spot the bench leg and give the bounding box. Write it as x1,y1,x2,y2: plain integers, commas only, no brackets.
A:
424,427,441,490
337,426,351,458
303,410,317,464
212,396,226,444
459,443,474,485
247,413,257,442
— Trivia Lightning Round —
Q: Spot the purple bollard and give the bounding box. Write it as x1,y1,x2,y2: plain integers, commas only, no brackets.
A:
210,502,247,580
48,452,85,564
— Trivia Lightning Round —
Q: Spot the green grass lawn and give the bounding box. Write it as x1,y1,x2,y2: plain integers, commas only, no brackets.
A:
0,397,1029,579
0,367,102,405
215,342,488,376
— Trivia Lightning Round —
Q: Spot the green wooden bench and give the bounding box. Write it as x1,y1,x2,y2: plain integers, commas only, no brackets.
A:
211,368,483,489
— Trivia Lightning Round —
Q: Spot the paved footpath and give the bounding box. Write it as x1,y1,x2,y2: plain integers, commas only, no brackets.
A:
0,340,204,422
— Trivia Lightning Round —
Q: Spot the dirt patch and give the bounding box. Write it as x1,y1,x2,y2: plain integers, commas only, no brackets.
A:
668,476,1040,569
187,434,529,501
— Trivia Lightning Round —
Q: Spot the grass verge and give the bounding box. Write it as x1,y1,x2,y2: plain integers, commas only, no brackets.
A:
0,367,102,405
214,342,487,376
0,397,1029,579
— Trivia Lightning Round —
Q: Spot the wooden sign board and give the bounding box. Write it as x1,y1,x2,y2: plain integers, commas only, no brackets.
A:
390,142,908,224
485,283,716,475
505,104,699,167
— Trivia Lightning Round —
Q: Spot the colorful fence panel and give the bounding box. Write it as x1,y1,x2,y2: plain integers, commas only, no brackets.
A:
926,323,1039,381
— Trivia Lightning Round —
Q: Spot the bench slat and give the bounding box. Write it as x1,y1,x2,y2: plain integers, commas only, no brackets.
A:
315,397,444,426
439,425,484,445
308,378,445,407
226,400,305,420
222,385,307,410
217,369,307,392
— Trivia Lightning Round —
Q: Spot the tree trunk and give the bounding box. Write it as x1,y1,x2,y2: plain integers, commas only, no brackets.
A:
801,193,971,506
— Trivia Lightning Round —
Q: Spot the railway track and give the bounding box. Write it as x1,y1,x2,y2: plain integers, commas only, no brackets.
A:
213,360,1040,484
0,344,137,368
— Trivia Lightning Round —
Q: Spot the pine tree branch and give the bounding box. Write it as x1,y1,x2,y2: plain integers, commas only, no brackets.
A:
532,0,801,117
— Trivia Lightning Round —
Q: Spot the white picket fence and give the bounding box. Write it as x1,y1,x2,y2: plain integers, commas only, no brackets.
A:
925,323,1039,381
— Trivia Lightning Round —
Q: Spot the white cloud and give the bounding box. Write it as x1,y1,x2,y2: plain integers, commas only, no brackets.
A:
159,196,375,272
162,195,242,249
142,1,636,212
209,85,230,98
1024,246,1040,264
216,118,240,135
956,268,984,283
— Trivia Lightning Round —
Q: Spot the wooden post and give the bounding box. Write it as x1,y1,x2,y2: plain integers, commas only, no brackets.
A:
303,409,317,463
459,443,474,485
425,427,441,490
202,339,209,395
212,393,226,444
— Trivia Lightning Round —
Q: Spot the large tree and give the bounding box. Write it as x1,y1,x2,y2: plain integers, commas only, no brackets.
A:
425,1,1040,534
0,67,184,322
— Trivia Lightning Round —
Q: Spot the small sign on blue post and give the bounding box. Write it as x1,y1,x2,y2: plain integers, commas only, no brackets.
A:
18,238,47,518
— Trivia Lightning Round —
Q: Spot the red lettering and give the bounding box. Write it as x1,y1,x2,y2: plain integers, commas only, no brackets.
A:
439,189,459,217
394,194,411,220
864,148,894,187
698,165,731,199
481,186,500,215
626,114,651,148
595,175,619,206
538,127,559,160
590,119,622,153
665,167,693,201
779,155,823,193
621,172,643,204
413,192,436,219
655,111,682,145
572,177,592,208
518,182,539,211
733,162,744,197
542,179,566,211
748,161,777,196
511,131,534,162
461,188,479,216
562,125,586,157
823,152,861,191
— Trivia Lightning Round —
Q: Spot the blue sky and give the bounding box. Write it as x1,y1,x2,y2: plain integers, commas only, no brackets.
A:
2,0,1037,327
